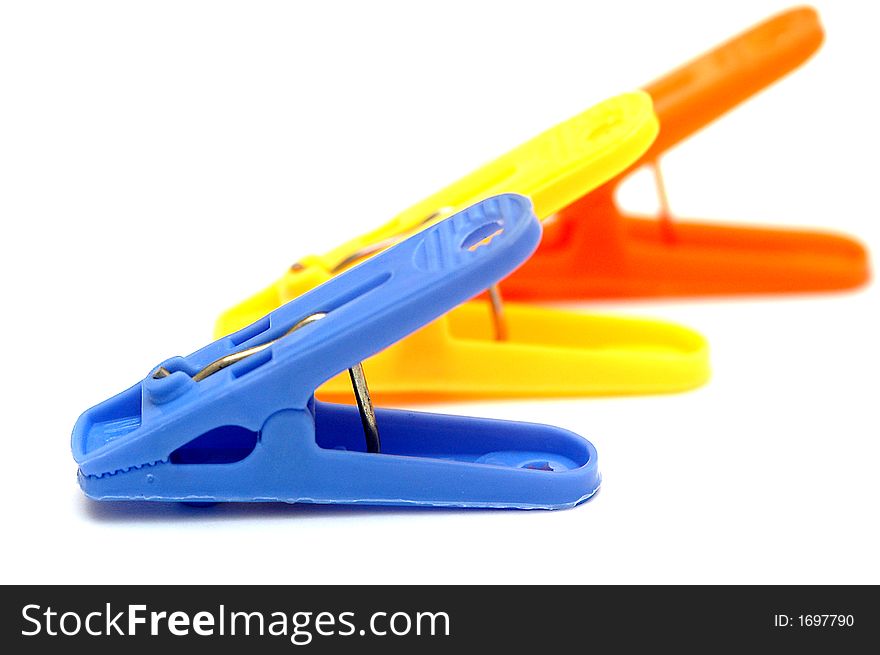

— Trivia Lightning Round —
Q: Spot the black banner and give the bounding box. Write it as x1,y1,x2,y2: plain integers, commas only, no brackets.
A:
2,585,876,652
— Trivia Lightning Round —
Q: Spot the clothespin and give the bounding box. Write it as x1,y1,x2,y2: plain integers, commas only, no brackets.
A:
217,92,711,401
501,6,871,300
72,196,600,509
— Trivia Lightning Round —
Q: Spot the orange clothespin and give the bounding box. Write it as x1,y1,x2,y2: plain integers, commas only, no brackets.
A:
500,6,871,300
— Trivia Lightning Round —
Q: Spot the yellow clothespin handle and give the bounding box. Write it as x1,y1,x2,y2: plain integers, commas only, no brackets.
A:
216,91,658,337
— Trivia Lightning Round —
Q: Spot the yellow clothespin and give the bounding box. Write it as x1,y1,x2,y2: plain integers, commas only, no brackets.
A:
216,92,710,401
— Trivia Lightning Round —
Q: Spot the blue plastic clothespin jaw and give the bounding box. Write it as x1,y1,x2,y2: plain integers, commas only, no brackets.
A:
72,194,601,509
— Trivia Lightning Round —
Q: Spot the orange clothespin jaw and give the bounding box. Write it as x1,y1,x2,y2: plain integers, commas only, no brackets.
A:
216,92,712,401
500,6,870,300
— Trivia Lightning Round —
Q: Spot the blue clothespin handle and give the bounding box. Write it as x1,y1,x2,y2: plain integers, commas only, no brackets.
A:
72,194,601,509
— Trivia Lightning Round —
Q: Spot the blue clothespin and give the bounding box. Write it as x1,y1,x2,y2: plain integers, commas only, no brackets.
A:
72,194,601,509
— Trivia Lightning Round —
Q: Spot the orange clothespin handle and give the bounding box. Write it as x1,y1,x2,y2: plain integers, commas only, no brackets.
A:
644,5,823,158
501,6,870,300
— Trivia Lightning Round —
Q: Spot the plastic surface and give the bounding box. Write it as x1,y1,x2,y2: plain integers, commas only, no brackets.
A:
317,302,708,402
500,6,870,300
298,91,659,283
73,195,601,509
216,92,711,398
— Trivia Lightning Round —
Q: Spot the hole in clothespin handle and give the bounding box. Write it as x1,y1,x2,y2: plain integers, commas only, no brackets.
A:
461,221,504,251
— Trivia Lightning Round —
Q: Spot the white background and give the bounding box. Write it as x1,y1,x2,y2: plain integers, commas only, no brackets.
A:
1,0,877,584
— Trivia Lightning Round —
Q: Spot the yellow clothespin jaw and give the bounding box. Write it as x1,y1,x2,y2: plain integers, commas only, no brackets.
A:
216,92,711,401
